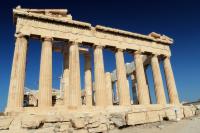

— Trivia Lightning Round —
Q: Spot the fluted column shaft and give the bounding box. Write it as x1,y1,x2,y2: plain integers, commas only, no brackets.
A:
38,37,52,107
163,56,179,104
105,72,113,105
7,35,28,111
84,53,93,106
94,45,106,106
63,46,70,106
69,42,81,107
134,51,150,104
131,74,138,104
151,55,166,104
115,82,119,102
115,49,130,105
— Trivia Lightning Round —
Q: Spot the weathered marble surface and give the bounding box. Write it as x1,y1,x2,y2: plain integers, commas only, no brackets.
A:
1,105,198,133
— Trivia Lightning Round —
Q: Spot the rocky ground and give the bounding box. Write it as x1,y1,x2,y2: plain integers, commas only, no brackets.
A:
0,105,199,133
110,116,200,133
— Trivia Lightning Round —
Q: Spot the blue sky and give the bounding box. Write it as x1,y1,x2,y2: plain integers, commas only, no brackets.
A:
0,0,200,112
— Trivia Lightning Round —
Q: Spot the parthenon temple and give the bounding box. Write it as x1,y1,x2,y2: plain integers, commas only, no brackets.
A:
6,6,180,112
4,6,197,133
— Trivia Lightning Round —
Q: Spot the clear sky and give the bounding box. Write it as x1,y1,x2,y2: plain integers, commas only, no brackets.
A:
0,0,200,112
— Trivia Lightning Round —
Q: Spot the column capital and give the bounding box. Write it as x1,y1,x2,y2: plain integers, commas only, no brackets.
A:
42,36,53,41
68,41,80,46
15,33,25,38
15,33,29,39
151,53,159,57
94,45,104,49
134,50,143,55
115,48,124,52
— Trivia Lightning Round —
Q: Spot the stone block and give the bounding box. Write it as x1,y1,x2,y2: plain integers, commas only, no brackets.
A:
34,127,55,133
54,122,71,132
87,121,100,128
71,118,85,129
110,113,126,127
126,112,146,125
183,106,194,118
21,115,44,129
0,117,13,130
146,111,160,123
88,124,107,133
196,109,200,115
158,110,166,120
44,114,70,123
73,129,88,133
176,108,184,119
165,109,176,120
194,104,200,110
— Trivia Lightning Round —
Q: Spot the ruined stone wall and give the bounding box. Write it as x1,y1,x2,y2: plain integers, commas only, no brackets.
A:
0,105,199,133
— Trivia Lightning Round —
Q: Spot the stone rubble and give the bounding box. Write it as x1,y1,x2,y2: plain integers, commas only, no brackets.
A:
0,105,198,133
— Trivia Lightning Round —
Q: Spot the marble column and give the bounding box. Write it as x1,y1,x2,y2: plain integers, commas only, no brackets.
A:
134,51,150,104
84,53,93,106
151,55,166,104
38,37,52,108
115,48,130,105
105,72,113,105
163,56,180,104
63,46,70,106
144,67,152,104
94,45,106,106
68,42,81,107
115,82,119,103
7,34,28,111
130,74,138,104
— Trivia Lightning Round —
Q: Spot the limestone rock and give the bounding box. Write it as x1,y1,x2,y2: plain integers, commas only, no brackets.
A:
194,104,200,110
34,127,55,133
44,114,70,123
183,106,194,118
146,111,160,123
87,121,100,128
0,117,13,130
21,115,44,129
127,112,146,125
165,109,176,120
110,113,126,127
86,113,109,128
73,129,88,133
195,109,200,115
54,122,71,132
176,108,184,119
88,124,107,133
71,118,85,129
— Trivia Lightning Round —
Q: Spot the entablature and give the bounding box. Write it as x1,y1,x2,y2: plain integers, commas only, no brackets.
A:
14,8,172,56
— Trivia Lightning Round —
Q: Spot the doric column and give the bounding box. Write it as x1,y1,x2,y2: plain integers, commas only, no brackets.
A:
68,41,81,108
63,46,70,106
144,67,152,104
84,53,93,106
163,56,180,104
115,82,119,103
151,54,166,104
6,34,28,111
134,51,150,104
38,37,53,108
94,45,106,106
130,74,138,104
115,48,130,105
105,72,113,105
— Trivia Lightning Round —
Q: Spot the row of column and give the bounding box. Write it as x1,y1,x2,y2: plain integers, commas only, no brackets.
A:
6,35,180,111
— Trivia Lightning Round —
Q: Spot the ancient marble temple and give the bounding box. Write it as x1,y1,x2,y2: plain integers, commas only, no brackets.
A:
6,6,180,113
